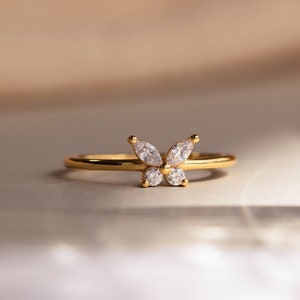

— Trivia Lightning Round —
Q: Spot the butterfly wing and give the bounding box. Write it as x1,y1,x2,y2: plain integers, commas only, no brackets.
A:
166,138,194,166
132,139,163,167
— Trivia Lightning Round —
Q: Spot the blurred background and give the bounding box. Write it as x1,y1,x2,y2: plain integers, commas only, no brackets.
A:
1,1,300,300
1,0,300,108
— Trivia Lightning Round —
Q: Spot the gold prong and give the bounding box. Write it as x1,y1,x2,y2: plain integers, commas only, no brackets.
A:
128,135,137,144
141,179,150,188
190,134,200,144
181,178,189,187
160,163,172,175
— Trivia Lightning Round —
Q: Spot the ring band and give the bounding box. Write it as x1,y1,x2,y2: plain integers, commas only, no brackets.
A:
64,134,236,187
64,153,235,171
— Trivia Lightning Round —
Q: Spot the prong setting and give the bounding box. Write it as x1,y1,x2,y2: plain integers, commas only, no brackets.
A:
127,135,137,144
160,163,172,175
141,179,150,188
190,134,200,144
130,134,199,187
181,178,189,187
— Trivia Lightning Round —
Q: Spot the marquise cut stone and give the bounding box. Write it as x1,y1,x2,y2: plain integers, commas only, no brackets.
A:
166,168,186,186
166,139,193,166
143,167,163,186
134,141,162,166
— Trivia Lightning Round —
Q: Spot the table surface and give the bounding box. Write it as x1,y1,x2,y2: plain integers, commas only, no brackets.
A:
1,76,300,299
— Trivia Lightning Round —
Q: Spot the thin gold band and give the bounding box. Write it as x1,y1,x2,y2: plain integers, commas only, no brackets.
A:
64,152,236,172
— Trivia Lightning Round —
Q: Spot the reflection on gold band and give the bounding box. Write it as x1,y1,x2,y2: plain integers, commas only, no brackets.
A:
64,152,236,172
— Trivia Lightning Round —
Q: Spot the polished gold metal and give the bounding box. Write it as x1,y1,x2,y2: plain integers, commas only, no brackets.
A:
190,134,200,144
64,134,236,187
64,153,236,172
141,179,150,188
160,163,172,175
127,135,137,145
181,178,189,187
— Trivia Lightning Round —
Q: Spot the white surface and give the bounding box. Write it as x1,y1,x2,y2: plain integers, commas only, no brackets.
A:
1,76,300,299
1,247,300,300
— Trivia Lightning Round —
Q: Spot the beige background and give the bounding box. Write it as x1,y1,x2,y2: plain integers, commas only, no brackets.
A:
1,0,300,106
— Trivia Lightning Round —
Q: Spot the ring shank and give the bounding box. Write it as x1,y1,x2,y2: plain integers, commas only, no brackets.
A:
64,152,236,172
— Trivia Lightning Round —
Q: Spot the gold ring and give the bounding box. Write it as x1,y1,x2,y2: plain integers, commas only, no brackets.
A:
64,134,236,187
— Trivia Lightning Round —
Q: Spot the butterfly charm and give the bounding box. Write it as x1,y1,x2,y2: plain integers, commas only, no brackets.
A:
128,134,200,187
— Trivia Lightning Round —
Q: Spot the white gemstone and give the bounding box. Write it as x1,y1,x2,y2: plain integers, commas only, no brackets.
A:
166,139,194,166
166,168,186,186
143,167,163,186
134,141,162,166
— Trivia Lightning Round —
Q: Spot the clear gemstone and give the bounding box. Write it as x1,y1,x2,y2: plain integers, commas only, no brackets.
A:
143,167,163,186
134,141,162,166
166,168,186,186
166,139,194,166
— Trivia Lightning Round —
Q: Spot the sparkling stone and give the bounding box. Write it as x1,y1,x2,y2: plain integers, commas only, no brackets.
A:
166,168,186,186
143,167,163,186
134,141,162,166
166,139,194,166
